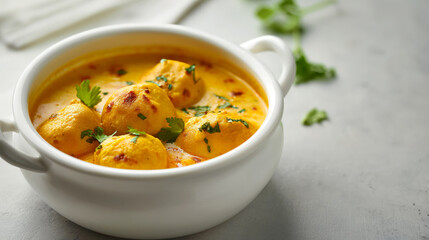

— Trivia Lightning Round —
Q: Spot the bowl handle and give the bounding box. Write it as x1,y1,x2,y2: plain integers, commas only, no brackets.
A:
0,118,47,172
240,35,296,98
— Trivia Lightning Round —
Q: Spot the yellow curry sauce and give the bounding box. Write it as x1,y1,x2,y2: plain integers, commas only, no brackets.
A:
30,50,267,169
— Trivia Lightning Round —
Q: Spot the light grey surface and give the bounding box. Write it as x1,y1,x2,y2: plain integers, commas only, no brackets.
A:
1,0,429,239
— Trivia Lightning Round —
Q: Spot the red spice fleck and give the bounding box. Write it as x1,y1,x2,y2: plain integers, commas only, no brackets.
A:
106,101,114,113
192,157,202,163
252,107,257,110
114,154,125,161
144,88,150,94
224,78,234,83
113,153,137,164
182,89,190,97
151,105,158,112
230,91,244,97
123,91,137,105
142,94,150,102
200,60,213,69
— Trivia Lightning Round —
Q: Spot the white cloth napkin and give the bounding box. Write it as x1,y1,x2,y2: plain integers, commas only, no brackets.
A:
0,0,201,49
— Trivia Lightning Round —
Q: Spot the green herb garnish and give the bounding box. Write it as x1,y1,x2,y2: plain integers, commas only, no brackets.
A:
199,122,221,133
103,92,109,95
76,80,102,108
226,118,249,128
215,94,238,109
160,59,167,63
156,75,168,82
128,126,146,143
185,64,197,83
256,0,335,34
181,108,190,114
255,0,337,85
145,80,161,87
138,113,147,120
302,108,328,126
217,102,238,109
215,94,229,101
117,69,127,76
188,105,211,117
81,126,115,144
238,109,246,113
125,81,134,85
157,117,185,143
294,46,336,85
203,137,211,152
168,84,173,90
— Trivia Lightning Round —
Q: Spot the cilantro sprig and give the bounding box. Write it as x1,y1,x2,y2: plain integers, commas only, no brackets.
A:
215,94,239,109
128,126,146,143
157,117,185,143
256,0,336,85
185,106,211,117
226,118,249,128
199,122,221,134
76,80,102,108
81,126,116,144
302,108,328,126
256,0,336,34
185,64,198,83
293,30,336,85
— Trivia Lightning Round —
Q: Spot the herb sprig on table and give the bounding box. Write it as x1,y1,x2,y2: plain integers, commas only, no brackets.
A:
255,0,337,126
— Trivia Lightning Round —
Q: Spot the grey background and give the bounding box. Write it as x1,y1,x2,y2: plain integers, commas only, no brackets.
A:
0,0,428,239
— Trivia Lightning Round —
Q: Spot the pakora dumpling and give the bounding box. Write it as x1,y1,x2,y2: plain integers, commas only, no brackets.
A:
141,60,205,108
101,83,176,135
94,134,167,170
175,112,257,158
37,99,100,156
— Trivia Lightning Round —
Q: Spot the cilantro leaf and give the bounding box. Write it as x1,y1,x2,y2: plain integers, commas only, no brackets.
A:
156,75,168,82
128,126,146,136
256,0,302,34
255,0,335,34
76,80,102,108
226,118,249,128
302,108,328,126
160,59,167,63
117,69,127,76
80,126,115,144
126,81,134,85
199,122,221,133
214,94,229,101
294,47,336,85
185,64,198,83
217,102,238,109
157,117,185,143
146,80,161,87
138,113,147,120
127,126,146,143
188,106,211,117
181,108,190,114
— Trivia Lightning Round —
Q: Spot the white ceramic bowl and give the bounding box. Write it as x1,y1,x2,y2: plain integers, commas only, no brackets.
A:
0,24,295,239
